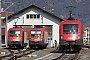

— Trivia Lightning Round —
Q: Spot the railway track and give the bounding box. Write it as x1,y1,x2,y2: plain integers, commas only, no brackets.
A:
0,49,38,60
52,52,79,60
0,48,88,60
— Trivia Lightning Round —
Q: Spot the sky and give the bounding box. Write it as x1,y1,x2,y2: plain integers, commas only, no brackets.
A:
2,0,90,28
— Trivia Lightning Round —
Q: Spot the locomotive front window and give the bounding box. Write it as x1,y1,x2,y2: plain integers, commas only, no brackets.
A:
31,30,41,37
63,24,78,34
10,30,20,37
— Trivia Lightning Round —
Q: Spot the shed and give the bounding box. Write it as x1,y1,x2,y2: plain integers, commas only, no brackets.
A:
6,5,63,47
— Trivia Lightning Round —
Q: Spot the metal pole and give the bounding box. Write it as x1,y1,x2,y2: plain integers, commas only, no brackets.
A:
5,13,7,47
0,0,2,48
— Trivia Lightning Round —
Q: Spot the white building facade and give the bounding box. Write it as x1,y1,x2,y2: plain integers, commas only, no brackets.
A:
6,5,63,47
83,27,90,46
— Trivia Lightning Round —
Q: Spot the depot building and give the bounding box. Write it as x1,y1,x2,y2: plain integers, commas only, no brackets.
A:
4,5,63,47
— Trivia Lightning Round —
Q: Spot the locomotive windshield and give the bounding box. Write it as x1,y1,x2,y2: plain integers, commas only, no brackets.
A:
63,24,78,34
31,30,41,37
10,30,20,37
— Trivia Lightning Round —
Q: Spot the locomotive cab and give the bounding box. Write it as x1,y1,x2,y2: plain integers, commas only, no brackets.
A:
28,28,48,48
8,27,25,48
59,17,83,51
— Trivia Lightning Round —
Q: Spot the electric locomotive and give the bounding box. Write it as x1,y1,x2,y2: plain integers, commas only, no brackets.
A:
59,17,83,51
28,28,48,48
8,27,26,48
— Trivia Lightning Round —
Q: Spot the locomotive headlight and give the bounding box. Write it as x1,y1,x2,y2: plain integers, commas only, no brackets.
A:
78,36,81,39
61,36,63,39
40,38,43,41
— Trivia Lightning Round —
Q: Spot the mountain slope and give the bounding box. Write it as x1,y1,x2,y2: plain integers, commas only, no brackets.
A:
2,0,90,27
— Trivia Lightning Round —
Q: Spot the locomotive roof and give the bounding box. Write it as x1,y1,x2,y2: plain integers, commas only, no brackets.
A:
60,16,82,24
61,19,82,25
9,27,24,30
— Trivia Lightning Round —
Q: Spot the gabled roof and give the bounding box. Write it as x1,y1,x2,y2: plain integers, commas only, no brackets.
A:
7,4,63,21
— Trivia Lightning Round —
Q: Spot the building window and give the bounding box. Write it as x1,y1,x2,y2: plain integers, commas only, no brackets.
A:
34,15,36,18
30,15,33,18
37,14,40,18
26,15,29,19
26,14,40,19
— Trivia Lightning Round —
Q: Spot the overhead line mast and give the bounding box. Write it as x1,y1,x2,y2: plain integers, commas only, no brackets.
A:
46,0,54,13
48,0,52,13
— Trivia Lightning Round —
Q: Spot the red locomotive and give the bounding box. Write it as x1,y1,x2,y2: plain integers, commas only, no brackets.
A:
8,27,25,48
28,28,48,48
59,17,83,51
